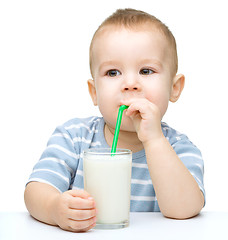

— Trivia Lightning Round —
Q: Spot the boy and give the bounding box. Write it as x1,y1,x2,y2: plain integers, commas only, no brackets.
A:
24,8,205,232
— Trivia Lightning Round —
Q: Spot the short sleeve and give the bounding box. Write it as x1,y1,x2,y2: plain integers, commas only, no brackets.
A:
26,125,79,193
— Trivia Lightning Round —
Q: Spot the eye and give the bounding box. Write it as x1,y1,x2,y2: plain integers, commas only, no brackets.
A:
106,69,121,77
140,68,154,75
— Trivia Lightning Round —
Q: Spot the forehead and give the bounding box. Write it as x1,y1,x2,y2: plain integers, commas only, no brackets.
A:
93,23,168,47
91,25,171,65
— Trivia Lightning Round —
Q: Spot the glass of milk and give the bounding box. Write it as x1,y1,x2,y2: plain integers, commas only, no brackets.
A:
83,148,132,229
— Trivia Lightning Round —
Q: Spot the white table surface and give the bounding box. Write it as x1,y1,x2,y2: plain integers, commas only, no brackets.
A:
0,211,227,240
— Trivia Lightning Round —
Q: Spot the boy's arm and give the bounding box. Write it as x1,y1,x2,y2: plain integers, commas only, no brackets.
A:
144,137,204,219
123,98,204,219
24,182,97,232
24,182,59,225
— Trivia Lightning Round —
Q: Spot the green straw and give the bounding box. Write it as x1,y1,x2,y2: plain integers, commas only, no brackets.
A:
111,105,129,154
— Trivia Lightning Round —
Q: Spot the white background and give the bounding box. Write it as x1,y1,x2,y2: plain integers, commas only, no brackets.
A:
0,0,227,212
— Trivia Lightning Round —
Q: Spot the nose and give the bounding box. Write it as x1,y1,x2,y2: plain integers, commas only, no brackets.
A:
122,76,141,92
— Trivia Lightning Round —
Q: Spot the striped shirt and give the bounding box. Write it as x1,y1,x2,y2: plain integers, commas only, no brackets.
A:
27,116,205,212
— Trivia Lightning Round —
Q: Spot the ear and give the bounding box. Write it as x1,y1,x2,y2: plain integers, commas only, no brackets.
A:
169,74,185,103
87,79,97,106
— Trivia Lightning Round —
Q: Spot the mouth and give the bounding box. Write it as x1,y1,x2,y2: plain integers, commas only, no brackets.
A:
117,104,129,113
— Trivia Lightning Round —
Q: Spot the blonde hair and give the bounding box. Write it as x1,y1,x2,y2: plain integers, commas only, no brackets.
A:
89,8,178,77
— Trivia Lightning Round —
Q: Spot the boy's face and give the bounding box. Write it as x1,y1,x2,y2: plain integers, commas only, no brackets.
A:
88,25,180,132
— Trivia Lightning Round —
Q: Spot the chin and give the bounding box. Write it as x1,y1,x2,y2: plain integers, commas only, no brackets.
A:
120,119,136,132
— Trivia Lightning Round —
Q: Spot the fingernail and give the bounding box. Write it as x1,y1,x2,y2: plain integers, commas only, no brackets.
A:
88,197,94,200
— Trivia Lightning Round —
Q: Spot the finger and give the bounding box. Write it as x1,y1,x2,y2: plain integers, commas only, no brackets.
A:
126,101,156,120
68,208,97,221
120,97,144,107
69,196,95,210
68,189,91,199
73,222,96,233
68,216,96,232
69,222,96,233
126,103,144,118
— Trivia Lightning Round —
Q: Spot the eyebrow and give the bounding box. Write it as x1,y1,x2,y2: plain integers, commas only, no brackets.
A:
139,58,163,70
98,61,121,72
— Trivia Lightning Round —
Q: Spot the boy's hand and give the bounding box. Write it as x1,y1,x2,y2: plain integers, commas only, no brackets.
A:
121,98,163,143
51,189,97,232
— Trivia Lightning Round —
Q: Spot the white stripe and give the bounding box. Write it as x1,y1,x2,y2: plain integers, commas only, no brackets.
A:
51,133,101,147
39,157,74,176
89,117,101,123
65,123,98,133
131,178,152,185
187,163,204,176
33,169,69,184
47,144,79,159
195,163,204,174
88,116,97,123
77,169,84,176
27,178,62,193
131,195,156,201
132,163,148,169
72,137,101,146
190,172,203,185
51,133,74,145
178,153,203,160
91,141,102,147
72,186,84,190
73,137,91,144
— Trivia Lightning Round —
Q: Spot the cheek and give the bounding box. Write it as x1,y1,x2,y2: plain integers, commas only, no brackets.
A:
95,80,121,107
96,93,110,116
95,88,118,124
145,86,170,117
96,88,116,110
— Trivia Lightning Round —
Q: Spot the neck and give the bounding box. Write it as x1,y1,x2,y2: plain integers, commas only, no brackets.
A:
104,124,144,153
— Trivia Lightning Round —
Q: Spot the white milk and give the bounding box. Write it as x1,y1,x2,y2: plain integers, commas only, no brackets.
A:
83,150,132,224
